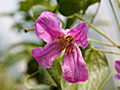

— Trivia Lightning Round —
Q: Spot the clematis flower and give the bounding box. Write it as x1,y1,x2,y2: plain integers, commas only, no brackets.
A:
114,60,120,79
31,11,88,83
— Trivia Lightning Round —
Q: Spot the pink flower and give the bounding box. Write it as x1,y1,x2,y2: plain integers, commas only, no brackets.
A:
114,60,120,79
31,11,88,83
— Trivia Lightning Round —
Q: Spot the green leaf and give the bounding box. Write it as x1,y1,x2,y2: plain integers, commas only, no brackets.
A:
65,17,76,29
60,76,72,90
24,73,52,90
57,0,100,16
37,57,62,87
38,68,58,87
31,84,51,90
25,57,63,89
79,50,108,89
46,58,62,87
31,5,49,20
19,0,48,11
57,0,80,16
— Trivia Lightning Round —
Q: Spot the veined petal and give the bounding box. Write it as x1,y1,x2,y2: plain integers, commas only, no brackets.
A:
31,41,62,68
62,45,88,83
115,60,120,73
34,11,63,43
68,22,88,48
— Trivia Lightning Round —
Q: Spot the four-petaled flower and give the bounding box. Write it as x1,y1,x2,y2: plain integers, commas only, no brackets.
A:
114,60,120,79
31,11,89,83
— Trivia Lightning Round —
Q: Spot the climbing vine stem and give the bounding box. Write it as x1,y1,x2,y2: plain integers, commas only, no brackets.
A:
91,47,120,55
109,0,120,31
99,69,115,90
89,39,120,47
74,14,117,46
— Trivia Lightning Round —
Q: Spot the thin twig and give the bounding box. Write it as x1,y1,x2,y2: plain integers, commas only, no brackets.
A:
91,47,120,55
109,0,120,31
74,14,117,46
99,69,115,90
89,39,119,47
90,2,101,24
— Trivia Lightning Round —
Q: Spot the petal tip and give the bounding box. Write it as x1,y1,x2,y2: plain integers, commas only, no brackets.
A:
114,73,120,79
115,60,120,73
64,73,88,83
81,21,87,25
115,60,120,64
34,11,63,43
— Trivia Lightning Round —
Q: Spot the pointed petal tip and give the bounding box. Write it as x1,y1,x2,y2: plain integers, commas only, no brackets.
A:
68,22,89,48
78,22,88,29
81,21,87,25
81,40,89,49
31,48,39,58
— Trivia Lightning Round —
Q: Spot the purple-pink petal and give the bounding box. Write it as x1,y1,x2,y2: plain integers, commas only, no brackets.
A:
62,45,88,83
68,22,89,48
31,41,62,68
34,11,63,43
114,73,120,79
115,60,120,73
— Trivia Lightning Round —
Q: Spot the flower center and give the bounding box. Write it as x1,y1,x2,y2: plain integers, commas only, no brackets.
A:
57,34,74,51
63,34,74,45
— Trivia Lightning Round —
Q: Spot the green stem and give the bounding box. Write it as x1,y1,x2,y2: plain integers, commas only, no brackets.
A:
91,47,120,55
109,0,120,31
24,71,39,89
89,39,119,47
99,69,115,90
90,2,101,24
74,14,117,46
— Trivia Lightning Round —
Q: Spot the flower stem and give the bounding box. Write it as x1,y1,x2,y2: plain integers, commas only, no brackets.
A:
89,39,119,47
109,0,120,31
24,28,34,33
74,14,117,46
99,69,115,90
24,71,39,89
91,47,120,55
90,2,101,24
